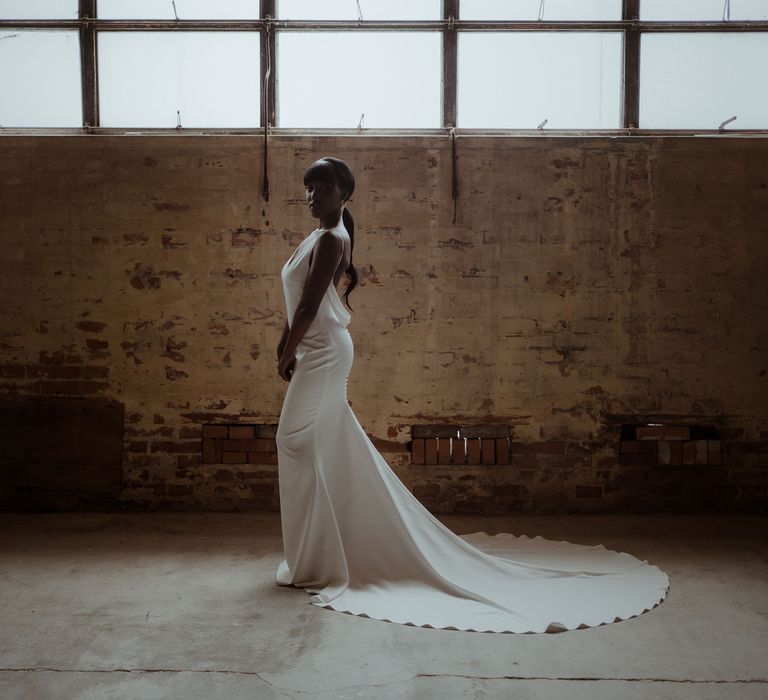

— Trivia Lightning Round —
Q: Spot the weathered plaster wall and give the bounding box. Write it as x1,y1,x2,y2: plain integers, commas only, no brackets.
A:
1,135,766,512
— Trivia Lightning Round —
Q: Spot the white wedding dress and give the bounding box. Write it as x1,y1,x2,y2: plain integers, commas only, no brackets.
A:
275,222,669,633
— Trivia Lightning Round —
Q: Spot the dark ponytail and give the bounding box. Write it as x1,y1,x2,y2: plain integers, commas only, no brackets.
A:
308,156,358,311
340,206,359,311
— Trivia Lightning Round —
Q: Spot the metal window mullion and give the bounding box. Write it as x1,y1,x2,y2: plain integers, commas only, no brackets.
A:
79,0,98,128
622,0,640,129
260,0,276,128
443,0,458,128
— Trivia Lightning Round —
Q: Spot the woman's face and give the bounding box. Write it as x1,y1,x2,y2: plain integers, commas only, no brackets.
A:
305,168,346,221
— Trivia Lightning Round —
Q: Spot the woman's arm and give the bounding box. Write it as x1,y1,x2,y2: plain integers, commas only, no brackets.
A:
276,320,289,358
280,231,344,360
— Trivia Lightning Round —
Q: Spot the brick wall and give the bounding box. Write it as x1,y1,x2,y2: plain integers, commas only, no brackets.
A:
0,135,766,512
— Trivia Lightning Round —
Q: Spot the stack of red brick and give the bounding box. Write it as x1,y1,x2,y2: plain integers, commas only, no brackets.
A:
620,425,721,466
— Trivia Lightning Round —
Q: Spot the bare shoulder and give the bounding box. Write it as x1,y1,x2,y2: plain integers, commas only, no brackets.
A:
316,229,345,250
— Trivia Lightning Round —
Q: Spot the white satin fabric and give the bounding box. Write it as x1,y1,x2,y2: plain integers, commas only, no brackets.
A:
275,222,669,633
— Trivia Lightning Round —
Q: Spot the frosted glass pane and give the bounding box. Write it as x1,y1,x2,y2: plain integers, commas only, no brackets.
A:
640,33,768,128
98,32,260,127
458,32,622,128
641,0,768,21
461,0,621,20
277,32,440,127
0,30,82,127
98,0,260,19
277,0,440,20
0,1,77,19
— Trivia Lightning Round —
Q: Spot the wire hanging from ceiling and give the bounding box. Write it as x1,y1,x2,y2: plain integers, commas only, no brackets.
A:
261,17,272,202
450,127,459,224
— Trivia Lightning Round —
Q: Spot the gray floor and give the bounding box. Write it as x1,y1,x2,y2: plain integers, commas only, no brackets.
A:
1,512,766,699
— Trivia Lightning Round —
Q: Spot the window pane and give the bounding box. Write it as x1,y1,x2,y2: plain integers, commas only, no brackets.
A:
277,0,440,20
461,0,621,21
0,30,81,127
641,0,768,21
640,33,768,128
97,0,260,19
98,32,260,127
458,32,622,128
0,1,77,18
277,32,440,127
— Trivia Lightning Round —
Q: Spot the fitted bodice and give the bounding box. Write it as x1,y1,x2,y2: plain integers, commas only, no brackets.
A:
280,226,351,338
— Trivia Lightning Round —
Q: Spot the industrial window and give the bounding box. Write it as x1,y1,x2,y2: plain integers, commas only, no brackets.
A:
277,31,441,128
460,0,622,21
0,0,766,132
277,0,441,20
458,31,622,129
0,30,82,127
640,32,768,129
97,0,261,20
640,0,768,21
98,32,261,128
0,0,77,19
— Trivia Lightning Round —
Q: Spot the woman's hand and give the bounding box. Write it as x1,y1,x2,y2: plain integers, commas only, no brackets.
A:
278,348,296,382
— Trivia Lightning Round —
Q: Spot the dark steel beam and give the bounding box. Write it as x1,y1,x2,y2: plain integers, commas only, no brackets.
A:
260,0,276,128
443,0,458,128
3,19,768,31
78,0,98,128
623,0,640,129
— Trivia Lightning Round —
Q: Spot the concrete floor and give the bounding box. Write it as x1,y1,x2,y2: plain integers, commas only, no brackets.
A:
1,512,766,700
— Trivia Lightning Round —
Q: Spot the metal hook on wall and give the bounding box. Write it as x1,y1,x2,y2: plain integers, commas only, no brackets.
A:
450,127,459,224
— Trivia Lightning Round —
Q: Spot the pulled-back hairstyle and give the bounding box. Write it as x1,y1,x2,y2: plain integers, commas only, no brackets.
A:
303,157,358,311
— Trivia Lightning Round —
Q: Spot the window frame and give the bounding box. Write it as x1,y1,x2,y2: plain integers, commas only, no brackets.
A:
0,0,766,134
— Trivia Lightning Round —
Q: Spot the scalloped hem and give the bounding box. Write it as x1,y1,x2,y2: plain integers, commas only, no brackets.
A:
295,531,670,634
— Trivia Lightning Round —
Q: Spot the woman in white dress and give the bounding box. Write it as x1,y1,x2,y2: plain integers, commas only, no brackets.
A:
274,156,669,633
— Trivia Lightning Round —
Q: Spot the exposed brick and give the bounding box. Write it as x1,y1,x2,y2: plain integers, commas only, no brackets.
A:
425,438,438,465
223,438,263,451
222,451,247,464
203,424,229,438
451,438,465,465
437,438,451,464
248,451,278,465
637,426,690,441
481,438,495,465
466,438,481,465
229,425,255,439
683,441,697,466
411,438,425,464
495,438,509,464
202,438,218,464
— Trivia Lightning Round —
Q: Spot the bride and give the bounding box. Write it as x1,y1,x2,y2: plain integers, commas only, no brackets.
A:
274,156,669,633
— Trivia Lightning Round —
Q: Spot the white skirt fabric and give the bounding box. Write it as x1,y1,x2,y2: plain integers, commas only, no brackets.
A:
275,225,669,633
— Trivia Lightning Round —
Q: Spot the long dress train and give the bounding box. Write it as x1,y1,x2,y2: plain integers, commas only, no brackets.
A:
275,223,669,633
